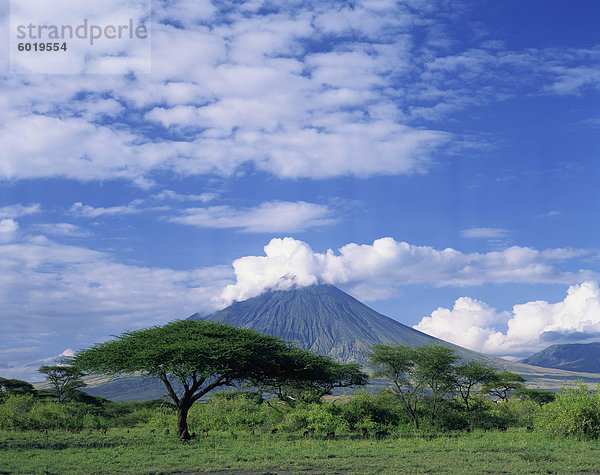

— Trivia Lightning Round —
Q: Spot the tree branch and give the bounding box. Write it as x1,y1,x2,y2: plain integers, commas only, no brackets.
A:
158,372,180,405
190,374,228,403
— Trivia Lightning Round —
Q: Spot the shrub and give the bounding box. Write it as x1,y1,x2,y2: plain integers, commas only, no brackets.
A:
0,395,90,430
185,391,284,432
0,394,37,430
337,390,407,430
145,406,177,432
535,381,600,439
431,398,468,431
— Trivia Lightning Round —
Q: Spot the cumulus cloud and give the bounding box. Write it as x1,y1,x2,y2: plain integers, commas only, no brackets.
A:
1,2,597,185
414,281,600,358
220,237,596,304
170,201,336,233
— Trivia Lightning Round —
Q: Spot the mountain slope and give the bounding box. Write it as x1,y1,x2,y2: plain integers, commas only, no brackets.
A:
522,342,600,373
190,284,438,362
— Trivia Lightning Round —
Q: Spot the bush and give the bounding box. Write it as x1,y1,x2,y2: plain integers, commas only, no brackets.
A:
279,401,350,434
337,390,408,430
535,381,600,439
431,398,468,431
0,395,91,430
145,406,177,432
185,391,284,432
0,394,37,430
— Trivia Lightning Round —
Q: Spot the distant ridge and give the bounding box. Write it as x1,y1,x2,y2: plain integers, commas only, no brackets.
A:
521,342,600,373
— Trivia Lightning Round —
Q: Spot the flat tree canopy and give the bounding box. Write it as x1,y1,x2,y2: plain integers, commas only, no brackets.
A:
38,365,86,403
71,319,366,439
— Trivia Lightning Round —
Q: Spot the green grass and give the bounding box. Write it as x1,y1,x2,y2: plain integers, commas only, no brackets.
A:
2,428,600,474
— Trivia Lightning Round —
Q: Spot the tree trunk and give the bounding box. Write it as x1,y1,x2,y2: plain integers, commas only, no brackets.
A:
177,402,192,440
411,413,419,430
429,396,437,425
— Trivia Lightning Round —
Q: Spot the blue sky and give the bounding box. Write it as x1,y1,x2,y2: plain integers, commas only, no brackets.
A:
2,0,600,381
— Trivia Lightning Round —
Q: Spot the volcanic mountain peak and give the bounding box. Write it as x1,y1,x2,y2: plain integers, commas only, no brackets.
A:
191,284,443,362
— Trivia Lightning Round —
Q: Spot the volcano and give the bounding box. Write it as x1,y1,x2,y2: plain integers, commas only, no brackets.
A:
190,284,486,364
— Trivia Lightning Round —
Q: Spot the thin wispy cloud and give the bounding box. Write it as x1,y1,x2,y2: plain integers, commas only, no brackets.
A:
0,203,41,219
70,200,148,218
461,227,511,239
32,223,91,238
152,190,217,203
170,201,336,233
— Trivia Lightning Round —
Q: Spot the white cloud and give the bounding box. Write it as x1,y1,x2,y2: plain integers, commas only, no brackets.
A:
0,1,451,184
170,201,336,233
414,281,600,358
461,227,510,239
0,203,41,219
60,348,75,358
32,223,90,237
70,200,145,218
0,219,18,242
1,2,597,185
152,189,217,203
220,236,597,304
0,115,157,184
415,298,509,355
10,0,151,75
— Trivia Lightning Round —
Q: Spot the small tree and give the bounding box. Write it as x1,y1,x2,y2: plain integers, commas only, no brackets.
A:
455,361,498,413
369,343,422,429
482,371,525,402
414,344,459,425
71,320,367,439
38,365,86,403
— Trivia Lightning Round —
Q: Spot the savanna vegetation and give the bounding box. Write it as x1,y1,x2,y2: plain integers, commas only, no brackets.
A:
2,321,600,473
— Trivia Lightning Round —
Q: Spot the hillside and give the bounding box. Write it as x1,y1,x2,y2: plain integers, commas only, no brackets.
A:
521,342,600,373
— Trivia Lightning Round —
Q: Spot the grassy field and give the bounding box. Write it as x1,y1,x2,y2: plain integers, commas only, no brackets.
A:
2,428,600,474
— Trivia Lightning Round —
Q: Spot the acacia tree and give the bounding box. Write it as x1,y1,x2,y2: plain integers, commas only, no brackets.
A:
38,365,86,403
370,343,469,428
415,344,459,425
482,371,526,402
71,320,366,439
455,361,498,413
369,344,423,429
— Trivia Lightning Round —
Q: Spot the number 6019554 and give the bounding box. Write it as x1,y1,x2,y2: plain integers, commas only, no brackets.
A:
17,42,67,52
